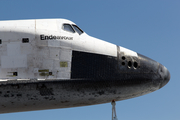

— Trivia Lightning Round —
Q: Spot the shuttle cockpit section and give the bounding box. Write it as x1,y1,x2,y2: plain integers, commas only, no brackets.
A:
72,24,84,35
63,24,76,33
62,23,84,35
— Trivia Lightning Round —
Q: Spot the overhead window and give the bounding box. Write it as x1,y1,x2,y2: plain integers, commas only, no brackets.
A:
63,24,75,33
72,25,84,35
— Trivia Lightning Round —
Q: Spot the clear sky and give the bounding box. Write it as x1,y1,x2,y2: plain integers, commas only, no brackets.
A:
0,0,179,120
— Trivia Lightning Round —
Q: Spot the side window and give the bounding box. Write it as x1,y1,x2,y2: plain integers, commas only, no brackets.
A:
72,25,84,35
63,24,75,33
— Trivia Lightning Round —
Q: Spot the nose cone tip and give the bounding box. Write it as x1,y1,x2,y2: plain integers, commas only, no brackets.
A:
160,66,170,88
165,68,170,82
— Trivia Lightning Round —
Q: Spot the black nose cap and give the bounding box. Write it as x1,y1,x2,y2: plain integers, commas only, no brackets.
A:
159,65,170,88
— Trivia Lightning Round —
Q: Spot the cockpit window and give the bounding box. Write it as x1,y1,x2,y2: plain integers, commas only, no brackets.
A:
63,24,75,33
72,25,84,35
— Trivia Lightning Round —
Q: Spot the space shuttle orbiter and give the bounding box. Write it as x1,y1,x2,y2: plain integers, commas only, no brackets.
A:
0,19,170,113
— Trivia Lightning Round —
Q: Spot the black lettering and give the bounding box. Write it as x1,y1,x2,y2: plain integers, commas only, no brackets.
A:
49,35,53,39
40,35,73,41
45,36,49,40
53,36,56,39
40,35,45,40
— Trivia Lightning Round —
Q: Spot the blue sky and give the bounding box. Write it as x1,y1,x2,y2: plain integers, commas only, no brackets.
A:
0,0,179,120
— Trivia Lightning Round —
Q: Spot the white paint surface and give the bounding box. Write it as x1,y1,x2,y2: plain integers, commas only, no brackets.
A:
120,46,138,57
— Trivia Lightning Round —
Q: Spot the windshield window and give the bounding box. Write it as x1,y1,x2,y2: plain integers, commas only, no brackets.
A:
72,25,84,35
63,24,75,33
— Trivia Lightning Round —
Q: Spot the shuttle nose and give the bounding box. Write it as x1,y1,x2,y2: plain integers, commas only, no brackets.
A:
137,53,170,89
159,64,170,88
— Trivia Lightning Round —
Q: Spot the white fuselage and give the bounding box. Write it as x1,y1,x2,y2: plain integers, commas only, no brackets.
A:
0,19,136,80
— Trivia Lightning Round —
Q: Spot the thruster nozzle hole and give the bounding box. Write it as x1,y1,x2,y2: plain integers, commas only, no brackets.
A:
128,61,132,68
122,56,126,60
133,62,138,69
122,62,125,66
